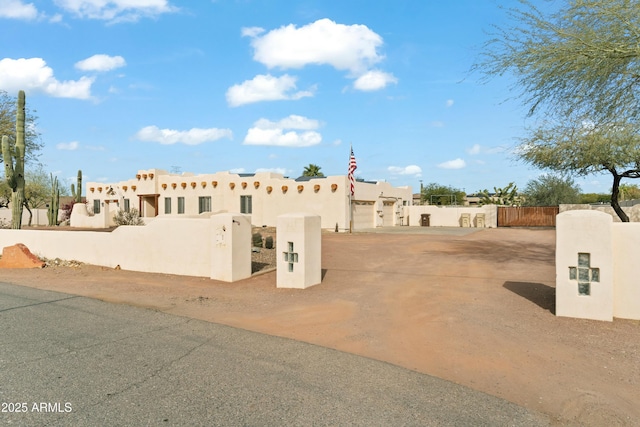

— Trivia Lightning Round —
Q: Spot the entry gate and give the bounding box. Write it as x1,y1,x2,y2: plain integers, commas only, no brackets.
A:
497,206,559,227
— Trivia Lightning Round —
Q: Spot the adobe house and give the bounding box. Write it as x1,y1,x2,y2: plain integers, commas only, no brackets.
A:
84,169,412,230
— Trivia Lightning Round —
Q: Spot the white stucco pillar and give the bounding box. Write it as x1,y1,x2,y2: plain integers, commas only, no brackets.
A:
210,213,251,282
276,213,321,289
556,210,613,321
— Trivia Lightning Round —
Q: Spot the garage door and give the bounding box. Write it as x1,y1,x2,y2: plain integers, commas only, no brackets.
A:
352,201,375,229
382,201,395,226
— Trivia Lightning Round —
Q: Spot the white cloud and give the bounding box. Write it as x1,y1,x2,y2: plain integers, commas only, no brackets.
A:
246,18,384,75
437,158,466,169
243,115,322,147
75,54,126,72
353,70,397,91
244,129,321,147
430,121,444,128
467,144,481,155
54,0,177,22
446,99,454,107
269,115,320,130
56,141,79,150
241,26,264,38
135,125,233,145
229,168,245,174
226,74,314,107
255,167,287,175
388,165,422,177
0,58,94,99
0,0,38,20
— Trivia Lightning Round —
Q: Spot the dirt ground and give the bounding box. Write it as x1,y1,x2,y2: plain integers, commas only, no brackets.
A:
2,227,639,426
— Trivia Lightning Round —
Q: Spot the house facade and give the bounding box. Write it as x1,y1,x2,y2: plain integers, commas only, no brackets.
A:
84,169,412,230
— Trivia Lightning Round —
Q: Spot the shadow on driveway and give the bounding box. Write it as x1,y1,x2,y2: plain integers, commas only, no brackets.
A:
503,281,556,314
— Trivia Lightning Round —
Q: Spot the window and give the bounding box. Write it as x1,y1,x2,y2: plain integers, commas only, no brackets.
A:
240,195,252,214
164,197,171,214
93,199,101,214
177,197,185,214
198,196,211,214
123,199,130,212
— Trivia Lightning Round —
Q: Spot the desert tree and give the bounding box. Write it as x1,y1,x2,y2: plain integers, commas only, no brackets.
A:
421,183,466,206
522,174,581,206
619,183,640,201
476,0,640,221
518,120,640,219
0,165,69,226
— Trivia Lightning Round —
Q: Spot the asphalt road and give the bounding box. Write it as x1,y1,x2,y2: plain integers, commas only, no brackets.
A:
0,282,550,426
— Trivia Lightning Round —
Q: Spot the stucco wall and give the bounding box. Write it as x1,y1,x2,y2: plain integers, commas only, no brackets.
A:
0,208,59,226
0,217,216,277
556,210,640,321
611,222,640,319
69,203,118,228
560,204,640,222
403,205,497,228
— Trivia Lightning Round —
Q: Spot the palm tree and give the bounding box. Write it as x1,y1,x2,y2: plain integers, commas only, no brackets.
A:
302,164,324,177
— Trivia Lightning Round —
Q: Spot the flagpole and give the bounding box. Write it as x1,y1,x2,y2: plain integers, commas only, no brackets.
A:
349,192,353,234
349,144,353,233
346,144,359,233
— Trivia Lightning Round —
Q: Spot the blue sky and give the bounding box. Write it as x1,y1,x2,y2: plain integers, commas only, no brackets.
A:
0,0,608,194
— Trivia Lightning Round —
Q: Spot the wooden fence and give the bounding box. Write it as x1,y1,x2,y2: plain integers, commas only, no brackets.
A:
497,206,560,227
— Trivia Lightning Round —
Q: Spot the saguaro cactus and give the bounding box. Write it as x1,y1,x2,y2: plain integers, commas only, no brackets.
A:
71,169,82,203
47,174,60,226
1,90,26,229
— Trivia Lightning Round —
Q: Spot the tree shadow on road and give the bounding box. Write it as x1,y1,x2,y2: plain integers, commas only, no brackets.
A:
503,281,556,314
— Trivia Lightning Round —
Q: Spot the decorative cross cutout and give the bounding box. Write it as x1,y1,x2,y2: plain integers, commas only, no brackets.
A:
282,241,298,272
569,253,599,296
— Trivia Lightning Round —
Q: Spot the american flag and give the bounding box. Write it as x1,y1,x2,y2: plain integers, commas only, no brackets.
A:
348,146,357,196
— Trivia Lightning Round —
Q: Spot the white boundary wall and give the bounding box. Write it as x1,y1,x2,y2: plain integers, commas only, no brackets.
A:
556,210,640,321
69,203,116,228
0,208,58,226
0,217,220,278
611,221,640,319
560,204,640,222
403,205,497,228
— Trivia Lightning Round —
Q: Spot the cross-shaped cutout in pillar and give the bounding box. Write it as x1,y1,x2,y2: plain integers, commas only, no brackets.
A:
569,252,599,296
283,241,298,272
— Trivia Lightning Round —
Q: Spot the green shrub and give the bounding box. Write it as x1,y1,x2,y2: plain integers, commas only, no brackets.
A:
265,235,274,249
252,232,263,247
113,208,144,226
